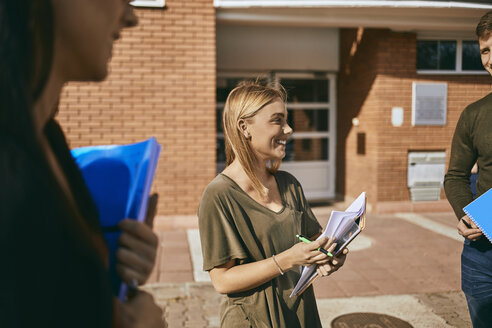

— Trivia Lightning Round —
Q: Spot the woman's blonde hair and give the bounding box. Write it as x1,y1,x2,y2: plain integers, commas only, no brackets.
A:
223,80,287,198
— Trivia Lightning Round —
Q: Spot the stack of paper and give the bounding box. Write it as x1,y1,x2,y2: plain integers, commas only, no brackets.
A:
290,192,366,297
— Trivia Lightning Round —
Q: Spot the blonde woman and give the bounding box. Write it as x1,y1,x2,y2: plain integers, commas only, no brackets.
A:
198,81,348,327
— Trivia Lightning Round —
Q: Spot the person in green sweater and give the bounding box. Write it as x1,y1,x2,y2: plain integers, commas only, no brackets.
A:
444,10,492,328
198,81,348,327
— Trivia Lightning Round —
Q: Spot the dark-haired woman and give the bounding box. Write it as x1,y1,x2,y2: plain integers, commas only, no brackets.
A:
0,0,165,327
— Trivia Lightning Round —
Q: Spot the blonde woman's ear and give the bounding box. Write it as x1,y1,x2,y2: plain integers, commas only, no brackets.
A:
237,119,250,139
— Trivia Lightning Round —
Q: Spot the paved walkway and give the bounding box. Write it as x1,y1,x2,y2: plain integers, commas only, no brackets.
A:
143,205,472,328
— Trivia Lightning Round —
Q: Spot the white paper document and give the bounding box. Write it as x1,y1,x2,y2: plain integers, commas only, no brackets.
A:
290,192,367,297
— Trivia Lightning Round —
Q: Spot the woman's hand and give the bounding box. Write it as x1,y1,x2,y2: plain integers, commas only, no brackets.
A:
284,236,333,268
116,194,159,285
208,236,347,294
458,215,482,241
116,291,167,328
283,236,348,277
317,247,349,277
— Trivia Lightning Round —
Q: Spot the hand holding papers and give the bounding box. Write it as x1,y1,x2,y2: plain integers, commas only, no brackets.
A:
296,234,333,257
290,192,367,297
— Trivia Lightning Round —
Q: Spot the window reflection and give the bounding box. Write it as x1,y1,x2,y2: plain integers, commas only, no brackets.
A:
287,109,329,132
462,41,483,71
417,41,438,69
217,138,226,163
417,40,456,70
217,77,269,102
439,41,456,70
217,77,242,103
282,79,329,103
284,138,329,162
217,107,224,133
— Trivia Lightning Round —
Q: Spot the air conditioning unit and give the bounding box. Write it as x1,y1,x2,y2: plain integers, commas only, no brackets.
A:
407,152,446,201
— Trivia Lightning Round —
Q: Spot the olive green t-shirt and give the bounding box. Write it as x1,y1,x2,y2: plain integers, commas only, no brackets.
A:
198,171,323,328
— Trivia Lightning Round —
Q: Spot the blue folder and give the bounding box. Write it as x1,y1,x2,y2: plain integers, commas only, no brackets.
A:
463,187,492,244
71,137,161,299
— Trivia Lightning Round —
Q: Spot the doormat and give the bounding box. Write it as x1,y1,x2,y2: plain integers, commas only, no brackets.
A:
331,312,414,328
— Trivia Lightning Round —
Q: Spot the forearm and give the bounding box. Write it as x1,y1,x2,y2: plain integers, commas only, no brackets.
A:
444,142,475,219
444,109,476,219
210,252,297,294
444,177,473,219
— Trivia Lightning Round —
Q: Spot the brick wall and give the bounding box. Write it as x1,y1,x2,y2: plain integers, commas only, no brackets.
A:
338,28,492,207
338,28,381,203
57,0,216,215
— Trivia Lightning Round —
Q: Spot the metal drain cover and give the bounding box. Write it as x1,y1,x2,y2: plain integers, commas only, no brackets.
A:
331,312,414,328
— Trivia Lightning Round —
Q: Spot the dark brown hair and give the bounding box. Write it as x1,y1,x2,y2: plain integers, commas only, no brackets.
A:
476,10,492,39
0,0,108,275
0,0,54,142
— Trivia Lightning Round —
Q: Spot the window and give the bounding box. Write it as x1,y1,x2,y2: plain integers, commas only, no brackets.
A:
417,40,456,70
417,39,484,74
462,41,483,71
280,76,331,162
216,72,334,167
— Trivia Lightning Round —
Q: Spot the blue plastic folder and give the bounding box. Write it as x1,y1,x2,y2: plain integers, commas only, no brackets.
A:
463,187,492,243
71,137,161,300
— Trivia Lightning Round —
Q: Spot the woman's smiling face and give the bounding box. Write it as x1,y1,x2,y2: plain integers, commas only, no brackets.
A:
243,99,293,162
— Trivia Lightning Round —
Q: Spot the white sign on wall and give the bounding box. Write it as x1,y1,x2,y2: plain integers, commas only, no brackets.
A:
131,0,165,7
412,82,447,126
391,107,404,127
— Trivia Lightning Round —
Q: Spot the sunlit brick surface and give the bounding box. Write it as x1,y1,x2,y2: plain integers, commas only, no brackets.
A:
58,0,216,216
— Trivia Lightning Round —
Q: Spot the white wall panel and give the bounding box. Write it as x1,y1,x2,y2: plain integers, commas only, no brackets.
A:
217,25,339,71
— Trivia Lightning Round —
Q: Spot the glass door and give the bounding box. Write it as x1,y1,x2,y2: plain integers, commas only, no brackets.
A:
276,72,336,199
216,71,336,200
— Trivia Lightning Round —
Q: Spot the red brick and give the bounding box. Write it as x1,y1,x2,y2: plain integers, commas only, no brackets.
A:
58,0,216,216
338,28,490,208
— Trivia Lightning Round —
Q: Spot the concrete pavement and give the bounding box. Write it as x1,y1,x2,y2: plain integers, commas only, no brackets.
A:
143,205,472,327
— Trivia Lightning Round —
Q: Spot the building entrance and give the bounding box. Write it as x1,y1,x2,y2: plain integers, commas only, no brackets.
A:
216,71,336,200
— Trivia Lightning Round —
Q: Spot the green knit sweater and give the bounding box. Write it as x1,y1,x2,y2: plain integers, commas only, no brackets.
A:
444,92,492,219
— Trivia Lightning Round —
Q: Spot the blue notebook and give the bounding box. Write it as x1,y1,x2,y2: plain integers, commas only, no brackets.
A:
463,187,492,243
71,137,161,300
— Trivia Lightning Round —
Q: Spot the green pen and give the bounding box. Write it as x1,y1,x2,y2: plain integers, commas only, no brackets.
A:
296,234,333,257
